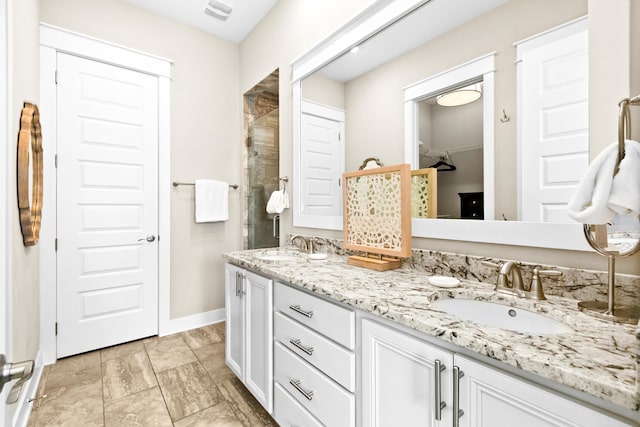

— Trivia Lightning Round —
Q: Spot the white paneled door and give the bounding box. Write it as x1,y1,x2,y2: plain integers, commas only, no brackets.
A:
300,102,344,217
520,27,589,222
56,53,159,358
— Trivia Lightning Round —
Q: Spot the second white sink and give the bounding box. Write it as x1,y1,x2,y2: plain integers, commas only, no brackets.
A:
255,250,301,262
432,298,573,335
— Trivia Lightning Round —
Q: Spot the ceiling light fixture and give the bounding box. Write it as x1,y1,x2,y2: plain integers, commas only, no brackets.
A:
350,46,360,54
204,0,233,21
436,83,482,107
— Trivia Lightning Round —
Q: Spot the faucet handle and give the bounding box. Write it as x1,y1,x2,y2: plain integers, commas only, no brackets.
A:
529,268,562,301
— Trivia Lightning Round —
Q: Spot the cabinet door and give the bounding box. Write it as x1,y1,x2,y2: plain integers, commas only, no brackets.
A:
244,271,274,413
362,319,454,427
455,355,633,427
224,263,244,379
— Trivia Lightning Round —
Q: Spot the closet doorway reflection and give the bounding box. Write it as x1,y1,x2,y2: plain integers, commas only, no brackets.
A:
243,69,280,249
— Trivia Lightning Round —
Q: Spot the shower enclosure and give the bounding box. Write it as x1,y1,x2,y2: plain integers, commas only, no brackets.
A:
243,70,280,249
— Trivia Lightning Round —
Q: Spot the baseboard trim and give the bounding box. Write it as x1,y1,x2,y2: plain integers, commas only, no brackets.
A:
160,308,225,336
13,351,44,427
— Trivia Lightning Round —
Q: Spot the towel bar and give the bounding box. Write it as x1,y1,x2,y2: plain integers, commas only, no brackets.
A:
172,181,239,189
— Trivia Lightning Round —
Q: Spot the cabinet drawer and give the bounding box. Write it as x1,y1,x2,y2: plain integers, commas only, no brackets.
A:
275,311,356,392
275,342,355,427
274,282,355,349
274,382,323,427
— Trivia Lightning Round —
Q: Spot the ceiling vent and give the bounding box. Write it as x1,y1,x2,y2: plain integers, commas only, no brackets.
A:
204,0,233,21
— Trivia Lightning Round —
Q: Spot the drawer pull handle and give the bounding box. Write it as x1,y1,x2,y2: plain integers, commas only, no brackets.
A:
290,339,314,356
290,379,314,401
289,304,314,318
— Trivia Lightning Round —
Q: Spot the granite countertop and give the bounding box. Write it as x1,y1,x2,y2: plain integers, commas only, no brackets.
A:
223,248,639,413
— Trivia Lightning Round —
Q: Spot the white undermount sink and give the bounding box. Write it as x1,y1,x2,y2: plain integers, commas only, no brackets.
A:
255,250,301,262
432,298,573,335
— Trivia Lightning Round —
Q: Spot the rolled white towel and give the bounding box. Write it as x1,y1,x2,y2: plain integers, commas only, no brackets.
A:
608,140,640,217
567,140,640,224
266,190,289,214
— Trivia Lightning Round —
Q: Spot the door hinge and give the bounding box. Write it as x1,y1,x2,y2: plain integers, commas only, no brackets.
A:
55,238,58,252
338,132,341,141
54,70,58,84
55,322,58,336
54,154,58,168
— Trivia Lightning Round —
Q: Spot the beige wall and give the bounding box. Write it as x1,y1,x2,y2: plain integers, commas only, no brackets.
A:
301,74,346,110
39,0,241,319
239,0,376,253
10,0,40,372
632,0,640,141
246,0,639,275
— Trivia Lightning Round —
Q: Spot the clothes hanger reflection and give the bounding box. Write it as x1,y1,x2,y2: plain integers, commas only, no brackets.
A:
428,151,457,171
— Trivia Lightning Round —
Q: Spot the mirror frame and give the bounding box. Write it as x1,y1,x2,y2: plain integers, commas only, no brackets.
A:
291,0,591,251
403,52,496,221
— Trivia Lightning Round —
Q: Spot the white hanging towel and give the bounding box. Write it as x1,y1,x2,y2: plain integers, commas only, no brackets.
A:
266,189,290,214
195,179,229,223
567,140,640,224
608,140,640,216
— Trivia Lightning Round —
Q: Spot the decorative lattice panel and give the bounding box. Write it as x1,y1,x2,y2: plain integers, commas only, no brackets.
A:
343,164,411,258
411,168,437,218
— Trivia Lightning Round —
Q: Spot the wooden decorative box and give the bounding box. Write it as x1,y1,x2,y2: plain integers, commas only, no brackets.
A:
342,164,412,271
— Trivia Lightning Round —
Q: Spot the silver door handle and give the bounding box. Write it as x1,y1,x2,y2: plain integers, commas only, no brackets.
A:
235,271,245,298
0,354,34,404
138,235,156,242
453,366,465,427
434,359,446,421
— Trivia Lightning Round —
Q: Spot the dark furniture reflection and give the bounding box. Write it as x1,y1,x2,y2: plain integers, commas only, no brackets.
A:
458,192,484,220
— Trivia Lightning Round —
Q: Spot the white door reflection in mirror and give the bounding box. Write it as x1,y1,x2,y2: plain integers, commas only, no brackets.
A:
297,100,344,226
518,18,589,223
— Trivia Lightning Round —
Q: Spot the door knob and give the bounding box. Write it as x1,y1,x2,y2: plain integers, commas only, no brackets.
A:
138,235,156,242
0,354,34,404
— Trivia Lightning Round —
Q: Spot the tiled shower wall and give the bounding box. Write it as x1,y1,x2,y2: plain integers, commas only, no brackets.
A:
243,71,280,249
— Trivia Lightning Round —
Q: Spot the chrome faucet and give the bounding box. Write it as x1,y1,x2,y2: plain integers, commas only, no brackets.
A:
290,235,314,253
482,260,525,297
498,261,525,297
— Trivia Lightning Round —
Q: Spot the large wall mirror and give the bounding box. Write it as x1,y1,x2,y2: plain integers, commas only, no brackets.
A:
292,0,627,251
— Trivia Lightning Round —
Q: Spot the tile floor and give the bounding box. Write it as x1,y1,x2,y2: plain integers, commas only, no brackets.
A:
27,322,277,426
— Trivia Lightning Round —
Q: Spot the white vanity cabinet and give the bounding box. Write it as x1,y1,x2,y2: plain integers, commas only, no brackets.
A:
273,281,356,427
224,263,273,413
454,355,632,427
361,319,454,427
362,318,634,427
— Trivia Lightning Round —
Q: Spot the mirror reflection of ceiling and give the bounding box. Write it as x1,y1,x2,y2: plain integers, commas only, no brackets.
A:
418,91,483,161
318,0,508,82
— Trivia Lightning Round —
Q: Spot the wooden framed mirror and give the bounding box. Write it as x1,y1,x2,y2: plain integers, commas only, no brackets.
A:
17,102,43,246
